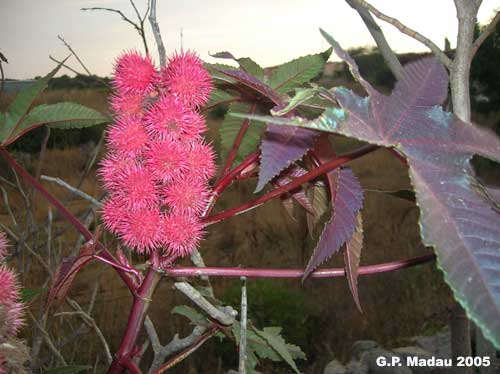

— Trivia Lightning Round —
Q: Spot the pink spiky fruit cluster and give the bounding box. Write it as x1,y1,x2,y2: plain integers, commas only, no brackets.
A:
100,50,215,257
0,232,24,338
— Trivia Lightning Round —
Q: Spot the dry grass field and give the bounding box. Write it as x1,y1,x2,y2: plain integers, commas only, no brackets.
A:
1,87,497,372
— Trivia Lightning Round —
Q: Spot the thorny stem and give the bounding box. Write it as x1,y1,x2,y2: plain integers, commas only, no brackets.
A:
164,253,436,279
0,146,136,292
204,144,378,225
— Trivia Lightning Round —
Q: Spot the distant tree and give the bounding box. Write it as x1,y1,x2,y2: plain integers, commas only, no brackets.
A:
471,19,500,114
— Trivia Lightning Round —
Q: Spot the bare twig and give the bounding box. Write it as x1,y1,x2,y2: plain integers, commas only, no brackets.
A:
351,0,452,68
153,326,219,374
238,277,248,374
82,1,149,55
57,35,92,75
62,297,113,365
471,11,500,58
1,186,18,227
76,132,106,189
189,249,214,297
27,309,67,365
149,0,166,66
345,0,403,80
0,223,51,274
41,175,101,208
174,282,237,325
49,55,82,75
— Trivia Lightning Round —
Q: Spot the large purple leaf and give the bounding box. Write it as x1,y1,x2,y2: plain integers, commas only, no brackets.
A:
304,167,363,278
256,124,318,192
284,32,500,347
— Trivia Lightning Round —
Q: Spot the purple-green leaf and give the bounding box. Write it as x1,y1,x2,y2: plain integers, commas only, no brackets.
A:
298,32,500,347
344,212,364,313
256,124,318,192
304,167,363,278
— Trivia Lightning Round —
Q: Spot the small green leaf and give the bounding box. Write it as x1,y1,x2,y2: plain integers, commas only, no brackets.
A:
44,365,91,374
1,61,64,143
269,48,332,94
254,327,305,373
3,102,108,146
220,102,265,166
171,305,208,325
21,287,45,303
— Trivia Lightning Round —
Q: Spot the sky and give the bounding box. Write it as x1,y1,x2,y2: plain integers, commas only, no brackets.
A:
1,0,498,79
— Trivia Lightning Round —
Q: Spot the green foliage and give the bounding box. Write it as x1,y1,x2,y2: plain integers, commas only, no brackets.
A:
0,62,108,150
171,305,209,326
269,48,332,94
20,287,45,303
232,323,306,373
1,63,61,142
471,21,500,113
47,74,110,90
219,102,265,166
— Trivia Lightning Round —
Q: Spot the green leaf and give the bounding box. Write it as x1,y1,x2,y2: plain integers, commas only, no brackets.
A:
269,48,332,94
4,102,108,145
171,305,208,325
238,57,265,80
21,287,45,303
306,182,329,237
210,52,264,80
44,365,91,374
254,327,305,373
1,62,64,143
206,89,239,111
205,62,238,84
220,102,265,166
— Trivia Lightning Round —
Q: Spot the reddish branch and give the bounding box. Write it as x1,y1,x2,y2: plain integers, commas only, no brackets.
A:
164,253,436,278
221,102,257,176
204,144,378,225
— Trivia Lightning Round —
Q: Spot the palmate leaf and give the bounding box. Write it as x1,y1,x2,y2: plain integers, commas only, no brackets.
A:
4,102,108,146
263,31,500,347
210,51,265,80
305,167,363,278
256,125,317,192
253,326,305,374
269,48,332,94
220,102,265,166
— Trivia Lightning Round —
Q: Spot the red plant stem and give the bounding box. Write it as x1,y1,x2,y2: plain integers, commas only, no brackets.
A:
203,150,260,218
220,102,257,177
117,358,141,374
204,144,378,225
164,253,436,278
0,146,136,292
108,258,161,374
